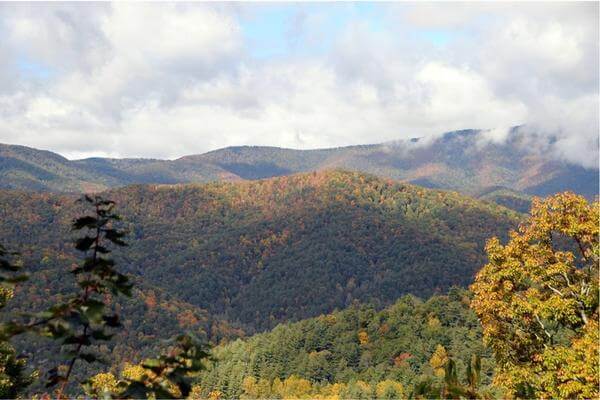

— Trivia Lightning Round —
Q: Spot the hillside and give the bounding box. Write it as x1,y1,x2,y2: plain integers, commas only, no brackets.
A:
196,289,496,398
474,186,533,214
189,129,598,199
2,127,597,199
0,170,517,395
0,171,519,335
0,143,237,192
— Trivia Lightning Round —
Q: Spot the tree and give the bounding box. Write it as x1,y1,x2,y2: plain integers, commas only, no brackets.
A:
88,372,118,397
0,246,34,398
1,195,213,399
470,192,599,398
375,379,404,399
120,333,210,399
1,195,132,396
412,354,490,399
429,345,449,377
85,333,210,399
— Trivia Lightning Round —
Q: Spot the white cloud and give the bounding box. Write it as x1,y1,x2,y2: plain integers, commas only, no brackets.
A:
414,63,528,130
0,2,597,168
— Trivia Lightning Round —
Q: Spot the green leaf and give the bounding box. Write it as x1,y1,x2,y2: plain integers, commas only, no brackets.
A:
73,216,98,230
142,358,162,368
75,236,96,251
81,299,104,322
79,352,98,363
104,229,127,247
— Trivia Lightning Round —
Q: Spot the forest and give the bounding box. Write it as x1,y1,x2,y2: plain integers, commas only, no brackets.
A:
195,289,496,398
0,171,519,333
0,1,597,398
0,171,597,399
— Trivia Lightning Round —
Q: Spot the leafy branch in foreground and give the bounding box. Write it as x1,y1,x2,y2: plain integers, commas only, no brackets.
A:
0,245,35,398
1,195,132,397
85,333,210,399
0,245,28,287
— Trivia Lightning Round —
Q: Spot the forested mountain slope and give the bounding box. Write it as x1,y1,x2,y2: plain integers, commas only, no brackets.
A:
0,171,519,335
474,186,533,214
189,128,598,199
2,127,597,198
0,143,236,192
196,289,495,399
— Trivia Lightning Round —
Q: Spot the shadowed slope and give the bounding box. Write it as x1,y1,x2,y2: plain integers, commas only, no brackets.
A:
0,170,520,332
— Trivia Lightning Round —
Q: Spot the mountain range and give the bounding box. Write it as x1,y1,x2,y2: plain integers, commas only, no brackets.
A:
2,128,597,199
0,128,597,396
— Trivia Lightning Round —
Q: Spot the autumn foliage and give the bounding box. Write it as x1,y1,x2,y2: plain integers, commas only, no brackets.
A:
471,192,599,398
0,168,596,399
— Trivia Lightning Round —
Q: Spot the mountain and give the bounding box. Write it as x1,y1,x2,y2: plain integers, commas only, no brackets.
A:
1,127,597,199
0,171,519,336
196,289,494,399
0,170,518,395
188,129,599,199
474,186,533,214
0,143,237,192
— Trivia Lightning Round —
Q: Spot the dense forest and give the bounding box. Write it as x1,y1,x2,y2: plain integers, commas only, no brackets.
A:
0,171,520,335
0,170,518,394
474,187,533,214
195,289,497,399
0,1,597,397
0,170,597,398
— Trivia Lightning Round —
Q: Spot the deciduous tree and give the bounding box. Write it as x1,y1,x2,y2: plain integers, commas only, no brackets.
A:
471,192,599,398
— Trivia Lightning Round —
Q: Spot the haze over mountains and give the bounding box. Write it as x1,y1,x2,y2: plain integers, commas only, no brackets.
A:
2,127,598,199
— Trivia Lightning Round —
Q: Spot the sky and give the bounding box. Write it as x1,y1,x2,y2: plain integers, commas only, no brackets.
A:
0,2,598,168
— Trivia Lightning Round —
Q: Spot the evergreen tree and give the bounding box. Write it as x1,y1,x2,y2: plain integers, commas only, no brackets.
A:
0,245,34,398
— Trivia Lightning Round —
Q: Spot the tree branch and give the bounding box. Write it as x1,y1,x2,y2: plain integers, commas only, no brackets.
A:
547,284,564,297
533,314,553,340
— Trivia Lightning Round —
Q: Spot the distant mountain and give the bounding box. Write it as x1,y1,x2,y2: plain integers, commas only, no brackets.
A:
1,127,597,198
190,129,598,199
0,143,236,192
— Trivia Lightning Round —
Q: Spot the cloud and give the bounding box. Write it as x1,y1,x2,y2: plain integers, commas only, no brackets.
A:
414,63,527,130
0,2,597,168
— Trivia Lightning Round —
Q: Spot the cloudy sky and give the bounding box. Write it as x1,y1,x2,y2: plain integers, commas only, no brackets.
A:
0,2,598,166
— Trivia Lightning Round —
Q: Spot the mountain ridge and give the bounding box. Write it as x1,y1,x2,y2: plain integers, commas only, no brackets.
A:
1,127,597,199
